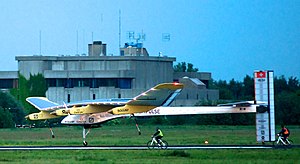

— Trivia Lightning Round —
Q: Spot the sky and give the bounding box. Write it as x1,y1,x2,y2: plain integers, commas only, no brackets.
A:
1,0,299,81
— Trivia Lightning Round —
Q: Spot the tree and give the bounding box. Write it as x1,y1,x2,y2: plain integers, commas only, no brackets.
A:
28,73,47,97
173,62,186,72
10,74,32,115
173,62,198,72
0,92,25,128
274,76,300,125
11,73,48,115
187,63,199,72
242,75,254,100
0,107,14,128
275,91,300,125
274,75,288,94
229,79,242,100
211,80,233,100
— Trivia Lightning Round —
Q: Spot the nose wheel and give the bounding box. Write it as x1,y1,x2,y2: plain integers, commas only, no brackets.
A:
83,141,88,146
82,126,91,147
45,120,56,138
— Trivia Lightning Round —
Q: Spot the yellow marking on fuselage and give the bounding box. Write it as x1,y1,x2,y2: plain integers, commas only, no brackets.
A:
26,111,60,120
52,109,69,116
111,105,157,115
69,104,114,115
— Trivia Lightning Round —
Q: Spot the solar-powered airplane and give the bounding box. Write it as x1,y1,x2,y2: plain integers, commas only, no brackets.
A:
25,70,275,146
25,83,184,146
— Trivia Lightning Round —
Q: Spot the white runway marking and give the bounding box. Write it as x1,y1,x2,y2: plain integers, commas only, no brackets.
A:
0,145,274,150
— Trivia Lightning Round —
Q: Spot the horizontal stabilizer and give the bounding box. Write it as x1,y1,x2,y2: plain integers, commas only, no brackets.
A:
217,101,267,107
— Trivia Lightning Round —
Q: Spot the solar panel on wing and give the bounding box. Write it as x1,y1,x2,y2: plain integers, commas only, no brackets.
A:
26,97,59,110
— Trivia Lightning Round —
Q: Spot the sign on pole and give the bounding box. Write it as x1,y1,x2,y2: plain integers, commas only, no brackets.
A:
254,70,275,142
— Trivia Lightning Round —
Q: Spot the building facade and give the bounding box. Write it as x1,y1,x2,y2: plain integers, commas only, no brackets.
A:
1,41,219,106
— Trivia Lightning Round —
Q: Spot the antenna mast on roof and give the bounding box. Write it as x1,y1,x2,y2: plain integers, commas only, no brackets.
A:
76,30,79,55
119,9,122,54
39,30,42,55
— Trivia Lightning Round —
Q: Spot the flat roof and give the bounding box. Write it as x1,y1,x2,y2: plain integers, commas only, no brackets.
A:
0,71,18,79
15,55,176,62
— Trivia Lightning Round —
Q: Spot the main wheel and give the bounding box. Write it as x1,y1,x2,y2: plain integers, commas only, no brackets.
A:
83,141,88,146
160,140,168,149
147,141,155,149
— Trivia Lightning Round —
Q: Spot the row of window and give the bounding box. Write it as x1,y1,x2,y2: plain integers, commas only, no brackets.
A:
0,78,132,89
47,78,132,89
0,79,18,89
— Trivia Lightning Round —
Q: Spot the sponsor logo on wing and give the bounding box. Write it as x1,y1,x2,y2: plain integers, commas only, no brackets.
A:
117,108,129,113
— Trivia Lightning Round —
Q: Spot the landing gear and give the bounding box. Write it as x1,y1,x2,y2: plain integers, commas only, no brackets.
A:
50,128,55,138
82,126,91,146
45,120,55,138
83,141,88,146
132,114,141,135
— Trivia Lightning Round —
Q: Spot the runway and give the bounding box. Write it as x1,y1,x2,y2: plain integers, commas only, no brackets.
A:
0,145,279,150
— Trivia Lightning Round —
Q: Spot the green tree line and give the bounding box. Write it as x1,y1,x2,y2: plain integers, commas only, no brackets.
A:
0,73,47,128
211,75,300,125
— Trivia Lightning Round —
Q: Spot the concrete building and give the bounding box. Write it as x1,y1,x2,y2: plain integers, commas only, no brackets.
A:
0,71,18,92
1,41,219,106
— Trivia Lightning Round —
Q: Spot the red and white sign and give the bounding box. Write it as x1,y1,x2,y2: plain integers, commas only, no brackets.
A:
256,71,266,78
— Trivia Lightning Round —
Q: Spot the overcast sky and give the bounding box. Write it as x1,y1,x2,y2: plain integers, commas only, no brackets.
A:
1,0,299,81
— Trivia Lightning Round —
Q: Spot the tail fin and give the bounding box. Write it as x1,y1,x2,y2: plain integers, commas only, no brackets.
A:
26,97,59,111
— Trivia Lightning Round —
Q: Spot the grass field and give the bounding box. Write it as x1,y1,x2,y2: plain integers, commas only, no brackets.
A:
0,124,299,163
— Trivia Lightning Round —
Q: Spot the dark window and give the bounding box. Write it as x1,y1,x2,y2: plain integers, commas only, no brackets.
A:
67,94,71,103
56,79,66,87
47,78,72,88
47,79,56,87
93,94,96,100
46,78,132,89
118,79,132,89
66,79,73,88
73,79,81,87
0,79,14,89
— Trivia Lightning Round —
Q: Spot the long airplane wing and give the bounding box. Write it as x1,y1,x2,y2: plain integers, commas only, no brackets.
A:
26,97,131,112
26,97,59,111
108,83,184,115
25,83,184,120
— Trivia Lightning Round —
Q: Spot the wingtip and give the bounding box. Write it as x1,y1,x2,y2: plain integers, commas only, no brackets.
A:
155,83,184,90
